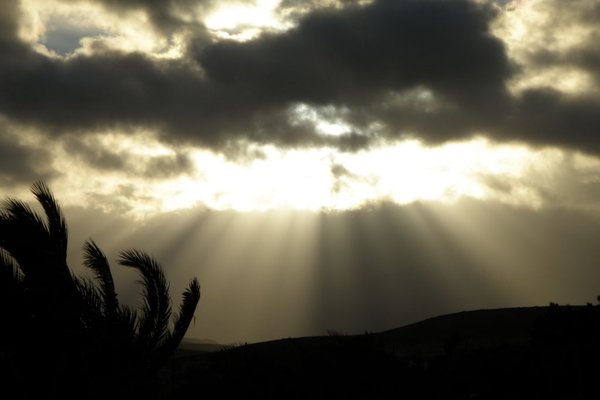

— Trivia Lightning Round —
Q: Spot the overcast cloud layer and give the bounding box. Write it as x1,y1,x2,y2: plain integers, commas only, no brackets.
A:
1,0,600,176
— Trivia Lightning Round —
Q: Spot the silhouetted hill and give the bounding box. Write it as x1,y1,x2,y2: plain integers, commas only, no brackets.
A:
174,306,548,363
178,338,223,353
377,306,550,357
167,305,600,399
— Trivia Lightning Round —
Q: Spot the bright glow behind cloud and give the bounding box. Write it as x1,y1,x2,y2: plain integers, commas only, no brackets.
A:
205,0,287,41
28,131,599,217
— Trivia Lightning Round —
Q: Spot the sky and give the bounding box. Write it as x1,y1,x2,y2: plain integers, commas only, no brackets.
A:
2,0,600,344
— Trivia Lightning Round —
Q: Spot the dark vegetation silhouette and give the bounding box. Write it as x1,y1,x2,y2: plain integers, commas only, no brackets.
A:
0,182,200,399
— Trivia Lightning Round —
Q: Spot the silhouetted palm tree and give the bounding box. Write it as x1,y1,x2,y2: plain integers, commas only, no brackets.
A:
0,182,200,399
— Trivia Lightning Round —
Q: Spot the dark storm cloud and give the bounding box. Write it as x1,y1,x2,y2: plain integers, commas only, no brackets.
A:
0,44,225,145
0,139,46,186
2,0,600,155
198,0,511,123
0,38,362,150
195,0,600,153
0,0,323,148
0,123,53,186
0,0,509,147
507,90,600,153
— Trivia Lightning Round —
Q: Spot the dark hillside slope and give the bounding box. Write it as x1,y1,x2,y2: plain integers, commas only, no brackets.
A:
169,305,600,399
377,306,550,357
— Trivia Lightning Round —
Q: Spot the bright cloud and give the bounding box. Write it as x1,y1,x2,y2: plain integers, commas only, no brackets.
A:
18,132,597,217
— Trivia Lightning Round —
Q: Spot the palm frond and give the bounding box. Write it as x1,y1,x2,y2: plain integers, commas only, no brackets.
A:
74,276,105,329
112,305,141,358
0,190,71,288
118,249,172,350
31,181,68,259
0,248,23,287
83,240,118,318
169,279,201,348
0,198,55,282
150,278,200,373
0,198,49,252
170,278,201,347
0,187,80,337
117,305,140,335
0,250,29,359
0,249,27,322
0,198,48,232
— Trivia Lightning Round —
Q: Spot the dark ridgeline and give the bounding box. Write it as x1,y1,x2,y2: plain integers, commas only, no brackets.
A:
0,182,200,399
169,304,600,399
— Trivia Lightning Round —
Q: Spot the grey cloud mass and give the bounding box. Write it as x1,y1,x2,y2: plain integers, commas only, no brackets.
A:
1,0,600,156
62,135,195,178
0,137,50,186
58,0,214,34
517,0,600,82
199,0,509,112
0,121,53,186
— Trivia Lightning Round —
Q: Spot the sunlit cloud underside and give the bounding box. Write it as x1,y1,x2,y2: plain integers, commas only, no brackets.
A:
42,133,599,216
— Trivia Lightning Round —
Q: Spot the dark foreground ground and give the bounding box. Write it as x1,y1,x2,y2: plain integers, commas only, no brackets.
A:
161,304,600,399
